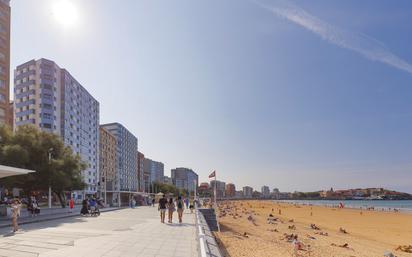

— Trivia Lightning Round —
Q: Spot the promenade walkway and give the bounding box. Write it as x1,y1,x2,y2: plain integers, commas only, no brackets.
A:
0,206,198,257
0,206,120,229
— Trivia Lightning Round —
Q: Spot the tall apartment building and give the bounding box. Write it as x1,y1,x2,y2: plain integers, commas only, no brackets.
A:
137,151,145,192
210,180,226,198
14,59,100,195
0,0,10,126
100,123,138,192
171,167,198,193
243,186,253,198
225,183,236,198
261,185,270,198
144,158,164,185
99,127,117,203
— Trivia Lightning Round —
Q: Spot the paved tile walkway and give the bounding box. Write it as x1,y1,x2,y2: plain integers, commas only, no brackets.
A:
0,207,198,257
0,207,121,228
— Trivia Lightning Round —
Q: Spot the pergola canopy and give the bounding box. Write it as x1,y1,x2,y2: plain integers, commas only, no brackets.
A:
0,165,35,179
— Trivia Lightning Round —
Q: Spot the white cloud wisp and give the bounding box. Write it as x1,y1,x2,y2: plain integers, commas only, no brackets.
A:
257,0,412,75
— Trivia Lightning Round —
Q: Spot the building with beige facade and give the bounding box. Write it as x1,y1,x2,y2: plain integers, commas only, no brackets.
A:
99,126,117,204
14,58,100,197
0,0,10,126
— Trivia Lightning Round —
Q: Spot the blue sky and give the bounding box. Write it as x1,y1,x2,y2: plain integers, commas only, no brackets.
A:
10,0,412,193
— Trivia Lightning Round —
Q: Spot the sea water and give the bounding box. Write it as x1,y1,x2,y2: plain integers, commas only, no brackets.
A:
276,200,412,212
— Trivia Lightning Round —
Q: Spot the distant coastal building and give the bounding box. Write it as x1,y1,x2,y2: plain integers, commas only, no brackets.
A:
272,188,280,199
171,167,198,193
243,186,253,198
0,0,10,126
225,183,236,198
14,59,100,197
198,182,210,197
101,123,138,194
261,186,270,198
210,180,226,198
163,176,172,185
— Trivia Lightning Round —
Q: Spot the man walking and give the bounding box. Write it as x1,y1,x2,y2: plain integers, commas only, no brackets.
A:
158,195,167,223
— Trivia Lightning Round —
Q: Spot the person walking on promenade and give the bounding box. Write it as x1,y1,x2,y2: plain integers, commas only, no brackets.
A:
158,195,167,223
69,197,75,213
152,198,156,207
28,196,38,217
184,198,189,209
176,196,184,224
11,199,22,232
189,199,194,214
167,198,175,223
80,198,89,216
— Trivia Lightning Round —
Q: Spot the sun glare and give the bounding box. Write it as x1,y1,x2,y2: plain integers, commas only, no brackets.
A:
52,0,78,27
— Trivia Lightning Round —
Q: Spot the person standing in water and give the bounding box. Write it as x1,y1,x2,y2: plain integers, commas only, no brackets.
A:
176,196,184,223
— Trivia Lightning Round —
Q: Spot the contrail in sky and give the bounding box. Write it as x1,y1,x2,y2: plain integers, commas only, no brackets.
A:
255,0,412,75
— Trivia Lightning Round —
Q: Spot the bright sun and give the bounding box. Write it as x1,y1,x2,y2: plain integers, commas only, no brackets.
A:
52,0,78,27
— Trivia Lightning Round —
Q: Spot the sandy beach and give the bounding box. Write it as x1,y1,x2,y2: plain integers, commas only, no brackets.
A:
214,200,412,257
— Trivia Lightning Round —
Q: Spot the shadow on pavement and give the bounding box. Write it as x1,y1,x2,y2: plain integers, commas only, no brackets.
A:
0,214,88,236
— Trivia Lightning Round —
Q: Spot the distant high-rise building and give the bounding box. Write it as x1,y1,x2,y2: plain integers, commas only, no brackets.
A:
225,183,236,198
243,186,253,198
99,127,117,203
198,182,210,197
14,59,100,195
210,180,226,198
101,123,138,192
171,167,198,193
163,176,172,185
137,151,145,192
261,186,270,198
0,0,10,126
144,158,164,186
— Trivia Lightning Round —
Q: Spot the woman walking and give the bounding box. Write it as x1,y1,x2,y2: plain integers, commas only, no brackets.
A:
167,198,175,223
11,199,22,232
69,197,75,213
176,196,184,224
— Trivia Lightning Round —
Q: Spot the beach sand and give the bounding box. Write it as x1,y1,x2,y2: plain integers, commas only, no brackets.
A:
214,200,412,257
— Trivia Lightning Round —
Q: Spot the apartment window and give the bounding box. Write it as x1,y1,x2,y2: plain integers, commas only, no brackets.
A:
43,103,52,109
43,123,52,129
42,84,53,90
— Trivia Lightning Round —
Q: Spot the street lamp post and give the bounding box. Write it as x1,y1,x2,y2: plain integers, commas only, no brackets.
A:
48,148,53,209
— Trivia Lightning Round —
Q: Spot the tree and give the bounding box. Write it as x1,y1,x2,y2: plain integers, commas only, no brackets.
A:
152,182,186,196
0,125,86,207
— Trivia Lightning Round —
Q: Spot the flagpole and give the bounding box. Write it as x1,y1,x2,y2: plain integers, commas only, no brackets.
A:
214,172,217,206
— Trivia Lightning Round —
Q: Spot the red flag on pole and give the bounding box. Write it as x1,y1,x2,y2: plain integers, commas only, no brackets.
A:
208,170,216,178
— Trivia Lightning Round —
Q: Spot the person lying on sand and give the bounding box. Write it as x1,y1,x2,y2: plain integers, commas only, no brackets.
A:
283,233,296,242
331,243,353,250
339,227,348,234
315,231,328,236
396,245,412,253
306,234,316,240
293,237,305,251
310,224,320,230
288,225,296,230
384,251,396,257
